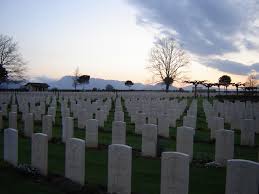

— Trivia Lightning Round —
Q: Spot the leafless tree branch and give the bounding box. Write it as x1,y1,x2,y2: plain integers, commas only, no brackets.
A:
147,37,189,92
0,34,27,82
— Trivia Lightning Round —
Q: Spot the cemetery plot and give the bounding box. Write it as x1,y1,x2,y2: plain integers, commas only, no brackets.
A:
0,91,259,194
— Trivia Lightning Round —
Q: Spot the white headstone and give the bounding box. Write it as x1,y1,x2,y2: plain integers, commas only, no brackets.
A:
176,126,195,161
108,144,132,194
161,152,189,194
42,115,53,140
183,115,196,129
65,138,85,185
9,112,17,129
62,117,74,143
135,113,146,134
77,109,90,129
4,128,18,166
210,117,224,139
225,159,259,194
0,111,3,130
114,111,124,122
96,109,105,128
215,129,234,166
86,119,98,148
112,121,126,145
31,133,48,175
158,116,170,138
142,124,157,157
240,119,255,146
24,113,34,137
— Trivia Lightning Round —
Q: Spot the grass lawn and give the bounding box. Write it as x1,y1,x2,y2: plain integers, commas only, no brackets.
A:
0,97,258,194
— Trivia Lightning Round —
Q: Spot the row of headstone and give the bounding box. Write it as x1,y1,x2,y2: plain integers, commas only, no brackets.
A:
3,127,259,194
203,99,256,146
2,128,190,194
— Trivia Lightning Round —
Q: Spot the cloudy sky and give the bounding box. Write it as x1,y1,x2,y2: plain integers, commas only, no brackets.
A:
1,0,259,84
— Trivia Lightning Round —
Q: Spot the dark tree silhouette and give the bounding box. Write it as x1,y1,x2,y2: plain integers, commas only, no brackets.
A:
72,67,80,90
219,75,231,94
125,80,134,89
213,82,222,95
148,37,189,92
202,82,214,99
105,84,114,91
184,80,205,98
231,82,244,96
0,34,26,83
0,64,8,84
78,75,90,90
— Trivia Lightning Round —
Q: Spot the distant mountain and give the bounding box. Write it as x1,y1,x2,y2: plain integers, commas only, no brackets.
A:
48,76,178,90
1,75,190,91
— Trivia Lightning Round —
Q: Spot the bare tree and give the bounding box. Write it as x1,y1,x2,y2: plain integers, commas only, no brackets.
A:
0,34,26,83
244,71,258,94
72,67,80,90
245,71,258,87
148,37,189,92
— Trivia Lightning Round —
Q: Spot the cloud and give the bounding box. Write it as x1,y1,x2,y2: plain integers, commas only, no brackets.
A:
128,0,259,56
205,59,259,75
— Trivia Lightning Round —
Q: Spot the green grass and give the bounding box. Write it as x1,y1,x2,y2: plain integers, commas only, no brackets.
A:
0,165,64,194
0,97,258,194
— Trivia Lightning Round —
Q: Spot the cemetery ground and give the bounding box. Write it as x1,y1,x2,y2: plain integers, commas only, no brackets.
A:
0,97,258,194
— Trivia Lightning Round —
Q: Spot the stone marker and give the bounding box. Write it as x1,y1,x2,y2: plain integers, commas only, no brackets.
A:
42,115,53,140
112,121,126,145
0,111,3,130
210,117,224,139
142,124,157,157
240,119,255,146
148,115,157,125
215,129,234,166
96,110,105,128
77,109,89,129
4,128,18,166
114,111,124,122
108,144,132,194
62,117,74,143
183,115,196,129
31,133,48,175
9,112,17,129
135,113,146,134
161,152,189,194
85,119,98,148
11,104,17,113
24,113,34,137
158,116,170,138
225,159,259,194
176,126,195,161
65,138,85,185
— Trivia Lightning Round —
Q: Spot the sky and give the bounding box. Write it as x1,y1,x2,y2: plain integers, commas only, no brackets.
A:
1,0,259,85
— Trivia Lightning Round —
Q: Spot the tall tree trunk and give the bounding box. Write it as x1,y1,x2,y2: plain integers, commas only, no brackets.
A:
207,87,210,99
166,84,169,92
194,85,197,98
236,86,238,96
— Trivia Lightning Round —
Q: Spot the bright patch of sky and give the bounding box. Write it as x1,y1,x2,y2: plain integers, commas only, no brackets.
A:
1,0,259,85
